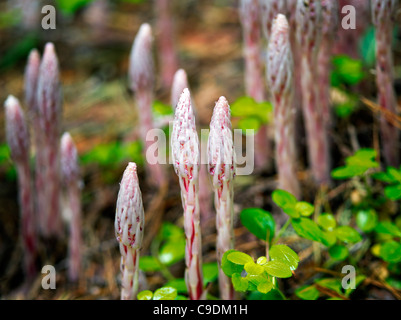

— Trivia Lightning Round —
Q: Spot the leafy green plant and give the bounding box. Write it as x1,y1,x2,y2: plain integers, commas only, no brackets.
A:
272,189,362,261
373,166,401,200
221,245,299,298
331,148,379,179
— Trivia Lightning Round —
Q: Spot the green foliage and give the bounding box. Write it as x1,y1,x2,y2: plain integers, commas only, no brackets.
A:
295,285,320,300
378,241,401,263
140,222,186,272
328,245,349,260
272,189,362,261
331,149,379,179
81,140,143,168
331,55,365,87
272,189,314,218
230,96,272,133
356,209,378,232
55,0,95,15
221,246,299,296
373,166,401,200
239,208,275,242
269,245,299,271
152,100,174,118
0,144,16,181
0,34,38,71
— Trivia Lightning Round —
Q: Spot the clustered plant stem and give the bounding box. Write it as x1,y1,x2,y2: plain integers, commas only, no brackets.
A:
129,23,166,187
296,0,331,185
4,96,36,279
36,42,63,237
155,0,178,89
267,14,300,199
239,0,271,171
60,132,82,283
208,96,236,301
171,88,204,300
318,0,338,129
372,0,400,167
115,162,145,300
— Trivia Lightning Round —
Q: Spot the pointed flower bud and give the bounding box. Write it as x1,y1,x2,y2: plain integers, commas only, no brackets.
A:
115,162,145,300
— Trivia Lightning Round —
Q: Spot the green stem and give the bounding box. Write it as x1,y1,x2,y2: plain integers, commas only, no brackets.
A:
272,277,287,300
272,218,291,245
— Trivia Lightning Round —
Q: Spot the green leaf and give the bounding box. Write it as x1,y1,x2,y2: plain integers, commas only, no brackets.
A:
165,278,187,294
385,184,401,200
231,96,272,125
153,287,178,300
232,273,249,292
152,100,173,117
387,167,401,182
272,189,299,218
257,281,274,294
322,231,337,247
56,0,94,15
244,262,264,275
356,209,378,232
328,245,349,261
263,261,293,278
256,256,268,265
247,289,284,300
139,256,162,272
379,241,401,263
331,148,378,179
158,238,185,266
334,226,362,244
203,262,219,285
240,208,275,242
221,250,245,277
331,55,365,86
295,285,320,300
158,222,185,241
374,221,401,237
315,278,343,295
137,290,153,300
295,202,315,217
372,172,395,183
291,217,328,245
269,245,299,271
318,214,337,231
227,252,253,265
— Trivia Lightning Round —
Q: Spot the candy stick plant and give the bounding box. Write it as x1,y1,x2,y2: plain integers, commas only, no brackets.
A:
239,0,271,171
4,95,36,279
171,88,204,300
267,14,300,199
115,162,145,300
36,42,63,237
208,96,236,300
129,23,166,187
296,0,331,185
60,132,82,283
372,0,400,167
318,0,339,129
